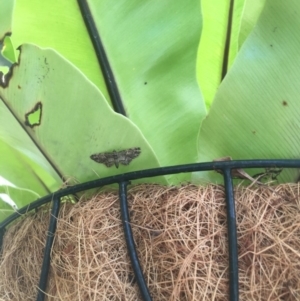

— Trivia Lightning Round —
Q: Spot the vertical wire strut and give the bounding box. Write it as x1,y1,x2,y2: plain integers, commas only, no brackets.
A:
36,195,61,301
0,227,6,255
223,168,239,301
119,181,153,301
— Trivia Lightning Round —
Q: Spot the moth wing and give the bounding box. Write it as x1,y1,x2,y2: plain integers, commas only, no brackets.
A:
90,153,106,163
90,148,141,168
116,150,132,166
90,153,115,167
118,147,141,166
130,147,141,158
103,159,116,167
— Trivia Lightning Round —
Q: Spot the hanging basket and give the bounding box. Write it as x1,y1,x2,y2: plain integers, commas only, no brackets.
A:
0,159,300,301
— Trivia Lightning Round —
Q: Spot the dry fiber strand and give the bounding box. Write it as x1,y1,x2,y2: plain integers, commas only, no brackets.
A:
0,183,300,300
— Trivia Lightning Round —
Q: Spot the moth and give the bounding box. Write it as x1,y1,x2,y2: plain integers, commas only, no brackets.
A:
90,147,141,168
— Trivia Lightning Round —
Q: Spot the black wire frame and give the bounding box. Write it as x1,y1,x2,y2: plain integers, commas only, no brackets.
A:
1,159,300,301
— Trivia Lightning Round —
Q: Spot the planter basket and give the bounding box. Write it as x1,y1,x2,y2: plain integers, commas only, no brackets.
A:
0,159,300,301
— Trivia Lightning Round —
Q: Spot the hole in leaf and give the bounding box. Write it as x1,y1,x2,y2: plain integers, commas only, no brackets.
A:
24,102,42,127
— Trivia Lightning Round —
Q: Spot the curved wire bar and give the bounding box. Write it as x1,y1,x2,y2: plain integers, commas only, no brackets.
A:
1,159,298,229
1,159,300,301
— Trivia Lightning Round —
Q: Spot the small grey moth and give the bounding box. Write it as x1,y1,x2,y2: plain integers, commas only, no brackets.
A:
90,147,141,168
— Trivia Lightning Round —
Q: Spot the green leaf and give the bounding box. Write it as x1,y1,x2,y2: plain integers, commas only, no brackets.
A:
197,0,246,109
11,0,110,102
0,44,163,188
0,100,62,183
238,0,266,47
0,0,14,40
2,36,17,63
0,0,15,69
86,0,206,183
9,1,206,184
0,139,59,220
196,0,300,183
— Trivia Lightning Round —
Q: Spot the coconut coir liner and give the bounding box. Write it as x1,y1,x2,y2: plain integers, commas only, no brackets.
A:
0,184,299,300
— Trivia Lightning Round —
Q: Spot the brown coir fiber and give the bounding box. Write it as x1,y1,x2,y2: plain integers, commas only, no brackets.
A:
0,183,300,300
